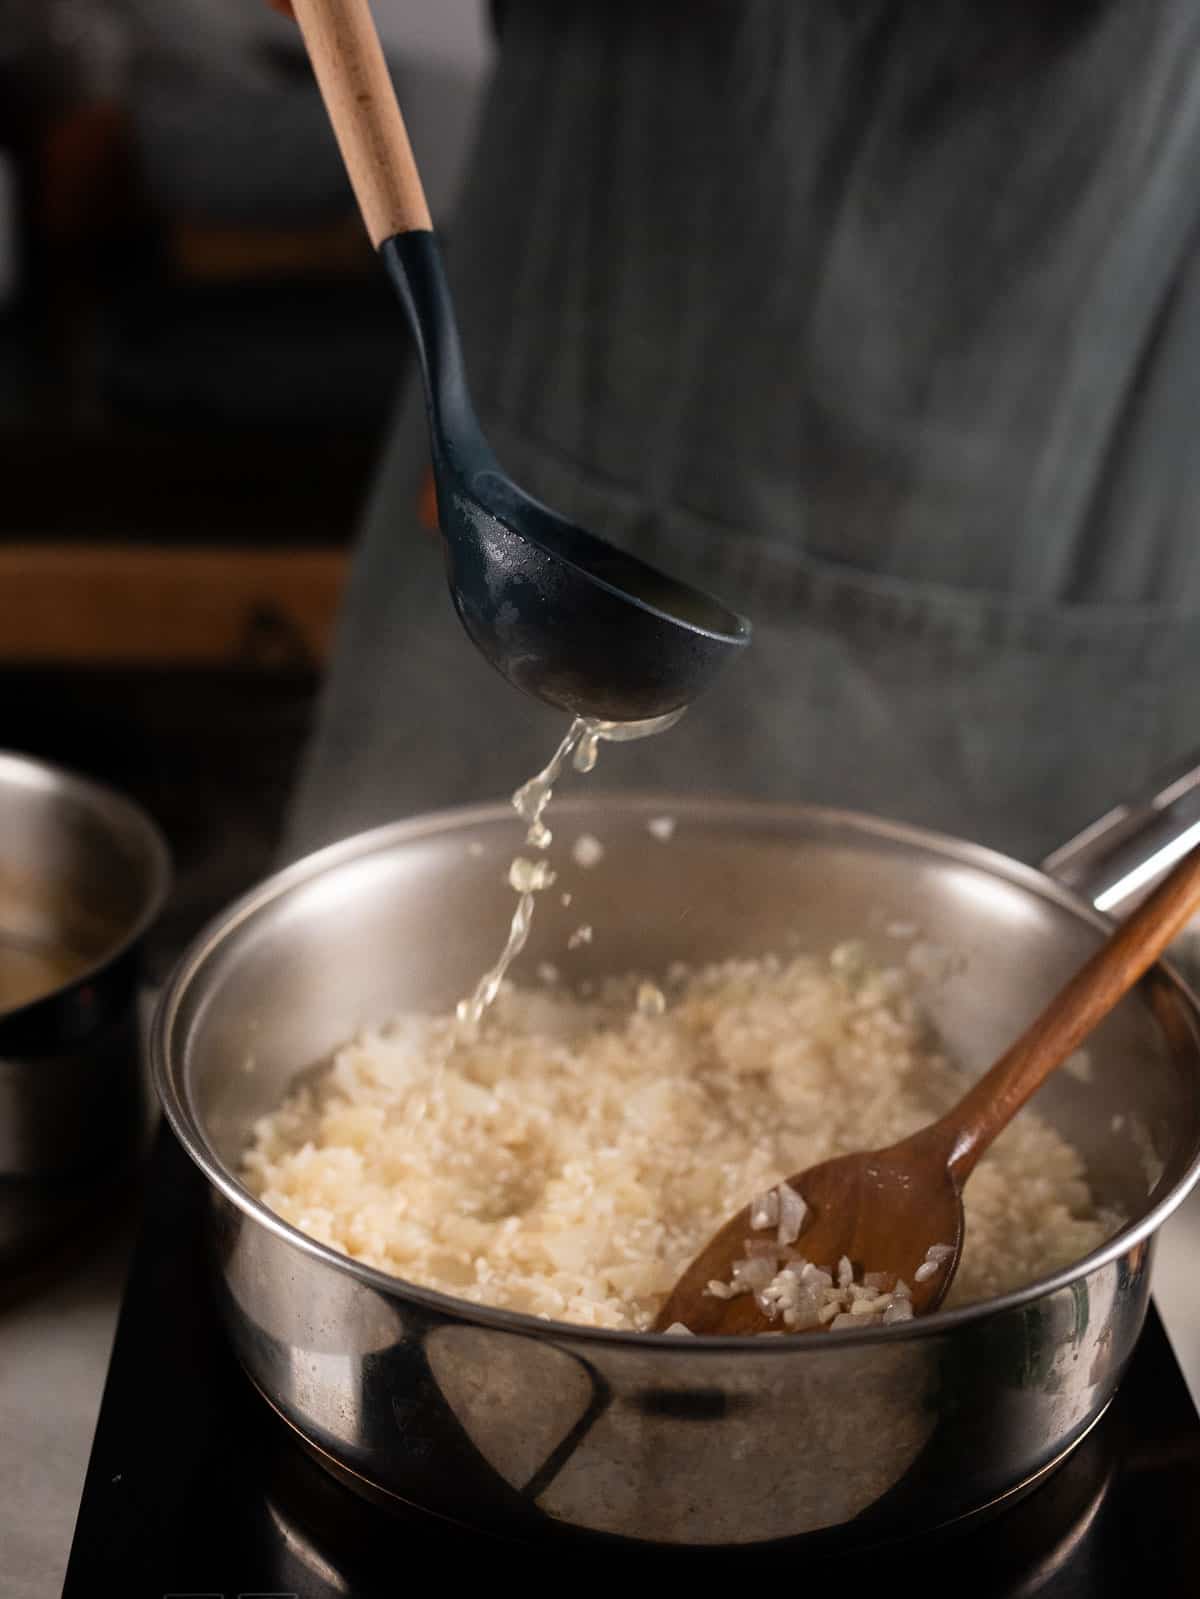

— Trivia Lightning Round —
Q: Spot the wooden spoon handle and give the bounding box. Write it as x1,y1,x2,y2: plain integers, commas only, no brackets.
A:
941,842,1200,1183
290,0,432,246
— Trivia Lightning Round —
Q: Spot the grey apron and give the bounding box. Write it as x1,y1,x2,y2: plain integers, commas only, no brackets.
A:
285,0,1200,869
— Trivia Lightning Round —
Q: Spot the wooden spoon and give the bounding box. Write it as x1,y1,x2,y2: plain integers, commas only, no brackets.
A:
654,844,1200,1336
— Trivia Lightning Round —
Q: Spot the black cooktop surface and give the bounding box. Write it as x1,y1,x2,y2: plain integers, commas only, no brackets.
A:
64,1129,1200,1596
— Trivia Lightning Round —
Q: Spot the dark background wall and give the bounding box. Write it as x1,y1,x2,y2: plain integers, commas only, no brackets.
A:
0,0,491,968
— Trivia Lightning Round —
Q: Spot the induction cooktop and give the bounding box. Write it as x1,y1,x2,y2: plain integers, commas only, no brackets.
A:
63,1128,1200,1596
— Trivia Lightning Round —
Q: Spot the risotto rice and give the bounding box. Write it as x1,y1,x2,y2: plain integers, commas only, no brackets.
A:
241,947,1120,1331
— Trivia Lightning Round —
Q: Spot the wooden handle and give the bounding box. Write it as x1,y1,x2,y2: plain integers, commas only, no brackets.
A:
943,843,1200,1181
290,0,431,247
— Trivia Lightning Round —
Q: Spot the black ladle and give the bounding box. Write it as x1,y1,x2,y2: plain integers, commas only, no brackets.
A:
291,0,750,723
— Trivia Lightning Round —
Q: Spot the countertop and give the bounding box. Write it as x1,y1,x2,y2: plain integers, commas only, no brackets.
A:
0,1210,138,1599
0,665,319,1599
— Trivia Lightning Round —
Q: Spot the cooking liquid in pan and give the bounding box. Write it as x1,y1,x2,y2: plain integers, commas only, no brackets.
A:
0,929,89,1015
455,710,683,1031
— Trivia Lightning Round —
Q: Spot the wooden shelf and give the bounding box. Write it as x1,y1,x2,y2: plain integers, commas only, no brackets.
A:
0,543,347,667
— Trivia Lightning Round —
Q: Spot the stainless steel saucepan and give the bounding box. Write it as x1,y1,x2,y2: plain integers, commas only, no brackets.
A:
1,752,169,1275
153,756,1200,1549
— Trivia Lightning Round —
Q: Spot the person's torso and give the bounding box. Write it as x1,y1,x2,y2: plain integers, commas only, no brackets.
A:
286,0,1200,864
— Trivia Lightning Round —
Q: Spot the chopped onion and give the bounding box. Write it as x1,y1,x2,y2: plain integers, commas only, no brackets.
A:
749,1189,780,1231
743,1238,784,1260
731,1255,775,1294
776,1182,808,1246
799,1263,833,1289
882,1300,914,1324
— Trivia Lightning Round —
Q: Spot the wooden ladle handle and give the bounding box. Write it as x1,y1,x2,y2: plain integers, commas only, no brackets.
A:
940,843,1200,1183
290,0,432,246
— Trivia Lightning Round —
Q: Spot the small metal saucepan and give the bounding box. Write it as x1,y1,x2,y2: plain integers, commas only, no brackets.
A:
153,756,1200,1550
0,752,170,1276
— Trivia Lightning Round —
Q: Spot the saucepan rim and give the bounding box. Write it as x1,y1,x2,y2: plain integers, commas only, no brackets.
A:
152,793,1200,1353
0,749,172,1028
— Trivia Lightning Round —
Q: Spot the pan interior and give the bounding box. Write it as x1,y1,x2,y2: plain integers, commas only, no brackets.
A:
170,800,1200,1241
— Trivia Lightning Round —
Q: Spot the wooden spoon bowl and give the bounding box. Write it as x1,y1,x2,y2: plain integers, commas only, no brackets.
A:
656,1137,962,1336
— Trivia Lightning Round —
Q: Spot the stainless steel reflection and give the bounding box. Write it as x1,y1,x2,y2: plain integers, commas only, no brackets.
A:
1044,748,1200,975
0,752,170,1269
154,789,1200,1548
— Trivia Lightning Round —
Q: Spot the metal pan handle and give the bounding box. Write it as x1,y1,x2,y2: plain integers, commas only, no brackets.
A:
1043,749,1200,922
